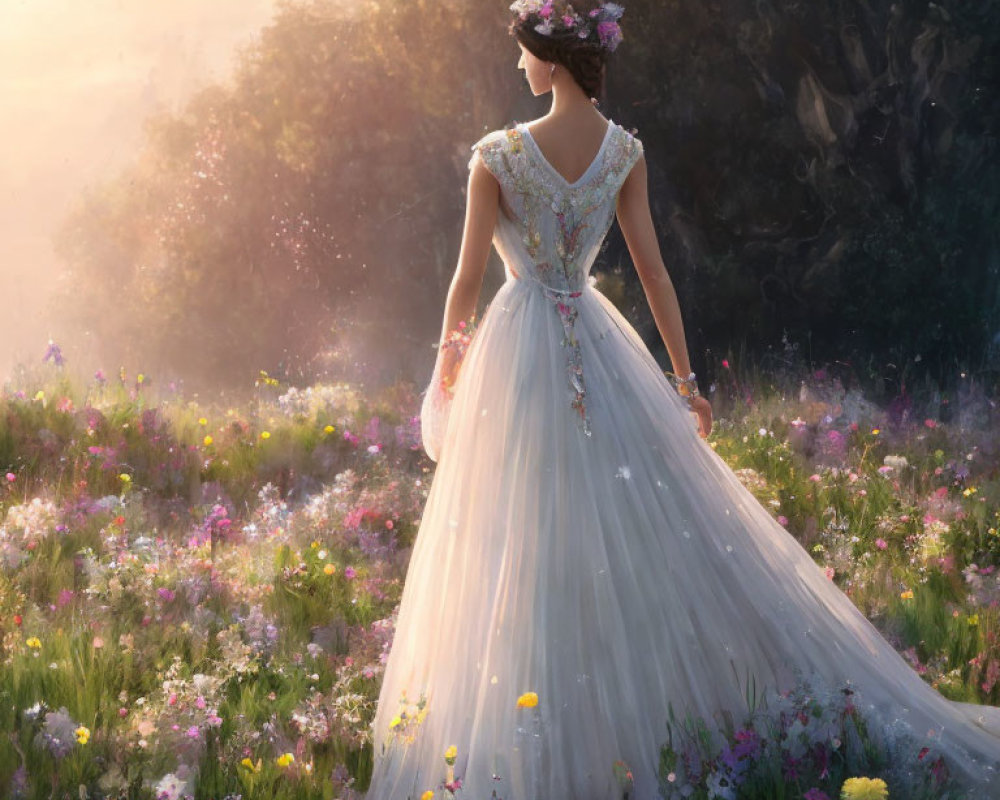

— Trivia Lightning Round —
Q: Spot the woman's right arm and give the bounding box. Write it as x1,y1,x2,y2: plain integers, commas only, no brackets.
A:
437,151,500,389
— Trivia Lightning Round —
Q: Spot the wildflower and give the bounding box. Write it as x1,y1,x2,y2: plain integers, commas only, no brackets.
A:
871,428,880,435
324,563,337,575
203,435,213,446
875,538,887,550
444,744,457,764
516,691,539,708
43,340,65,365
75,725,90,744
900,590,914,600
119,473,131,483
805,790,832,800
344,565,356,579
962,486,977,497
276,752,295,767
924,418,937,428
824,567,835,580
324,424,335,434
199,417,208,425
421,792,434,800
778,515,789,526
389,715,402,728
840,776,888,800
968,614,979,626
26,637,42,649
261,431,271,439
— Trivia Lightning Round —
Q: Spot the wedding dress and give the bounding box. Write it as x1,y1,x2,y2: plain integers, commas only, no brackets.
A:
364,118,1000,799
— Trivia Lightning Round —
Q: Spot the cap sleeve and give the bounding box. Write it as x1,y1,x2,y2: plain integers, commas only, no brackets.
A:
620,129,644,179
468,129,509,180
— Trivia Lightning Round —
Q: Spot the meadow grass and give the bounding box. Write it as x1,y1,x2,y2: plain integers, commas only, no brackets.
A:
0,354,996,799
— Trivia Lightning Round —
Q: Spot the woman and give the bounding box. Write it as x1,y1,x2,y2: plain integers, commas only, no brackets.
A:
365,2,1000,797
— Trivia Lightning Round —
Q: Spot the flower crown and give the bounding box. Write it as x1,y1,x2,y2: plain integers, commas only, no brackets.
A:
509,1,625,52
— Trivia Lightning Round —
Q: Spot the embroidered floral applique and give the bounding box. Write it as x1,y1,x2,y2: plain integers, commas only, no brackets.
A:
468,122,644,438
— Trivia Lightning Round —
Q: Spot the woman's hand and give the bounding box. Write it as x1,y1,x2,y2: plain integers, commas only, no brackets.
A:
439,346,464,393
689,395,713,438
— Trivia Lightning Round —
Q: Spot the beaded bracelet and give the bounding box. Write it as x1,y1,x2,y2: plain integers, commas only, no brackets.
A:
663,370,701,408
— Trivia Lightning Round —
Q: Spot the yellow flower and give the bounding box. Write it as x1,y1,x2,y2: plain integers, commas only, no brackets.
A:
840,776,888,800
241,757,263,773
276,752,295,767
421,792,434,800
198,417,208,426
26,637,41,649
968,614,979,626
899,590,914,600
324,563,337,575
261,431,270,440
444,744,457,764
516,691,539,708
75,725,90,745
203,435,213,446
962,486,977,497
388,714,402,728
871,428,880,435
119,473,131,483
323,424,335,435
137,373,145,384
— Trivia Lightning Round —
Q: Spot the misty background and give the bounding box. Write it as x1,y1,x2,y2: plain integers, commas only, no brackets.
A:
0,0,278,384
2,0,998,411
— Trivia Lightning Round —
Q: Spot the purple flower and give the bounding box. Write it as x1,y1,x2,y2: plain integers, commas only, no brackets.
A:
804,790,831,800
42,340,64,366
344,565,357,580
596,19,623,49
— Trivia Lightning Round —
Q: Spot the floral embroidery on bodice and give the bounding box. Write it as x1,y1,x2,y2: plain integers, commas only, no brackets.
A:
468,118,644,437
469,119,644,295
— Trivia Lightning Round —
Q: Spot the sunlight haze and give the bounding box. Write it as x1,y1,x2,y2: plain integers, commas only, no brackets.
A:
0,0,280,384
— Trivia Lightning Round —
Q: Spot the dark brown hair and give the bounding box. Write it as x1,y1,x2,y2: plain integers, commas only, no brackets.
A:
509,6,609,100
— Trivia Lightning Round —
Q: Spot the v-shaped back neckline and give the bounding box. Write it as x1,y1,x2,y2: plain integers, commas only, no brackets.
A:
518,118,616,189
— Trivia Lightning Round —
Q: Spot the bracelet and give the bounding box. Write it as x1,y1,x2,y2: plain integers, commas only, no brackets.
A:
439,314,479,355
663,370,701,407
438,315,479,394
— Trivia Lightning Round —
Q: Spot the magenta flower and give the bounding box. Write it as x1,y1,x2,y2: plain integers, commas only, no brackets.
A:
344,566,356,580
777,515,789,526
875,537,888,550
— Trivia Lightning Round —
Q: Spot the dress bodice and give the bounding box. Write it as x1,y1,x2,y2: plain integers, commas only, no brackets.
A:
469,119,644,294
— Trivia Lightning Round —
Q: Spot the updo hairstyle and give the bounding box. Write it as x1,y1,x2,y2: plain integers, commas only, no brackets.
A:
508,3,609,100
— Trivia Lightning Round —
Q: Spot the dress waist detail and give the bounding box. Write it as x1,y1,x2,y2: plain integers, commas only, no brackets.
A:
509,270,592,438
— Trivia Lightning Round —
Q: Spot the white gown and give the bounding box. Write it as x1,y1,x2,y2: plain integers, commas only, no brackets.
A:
364,118,1000,799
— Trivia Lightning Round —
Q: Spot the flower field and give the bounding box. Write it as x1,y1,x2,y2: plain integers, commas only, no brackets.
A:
0,355,997,799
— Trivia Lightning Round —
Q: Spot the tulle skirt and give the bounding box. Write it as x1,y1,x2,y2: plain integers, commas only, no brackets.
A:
367,274,1000,799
